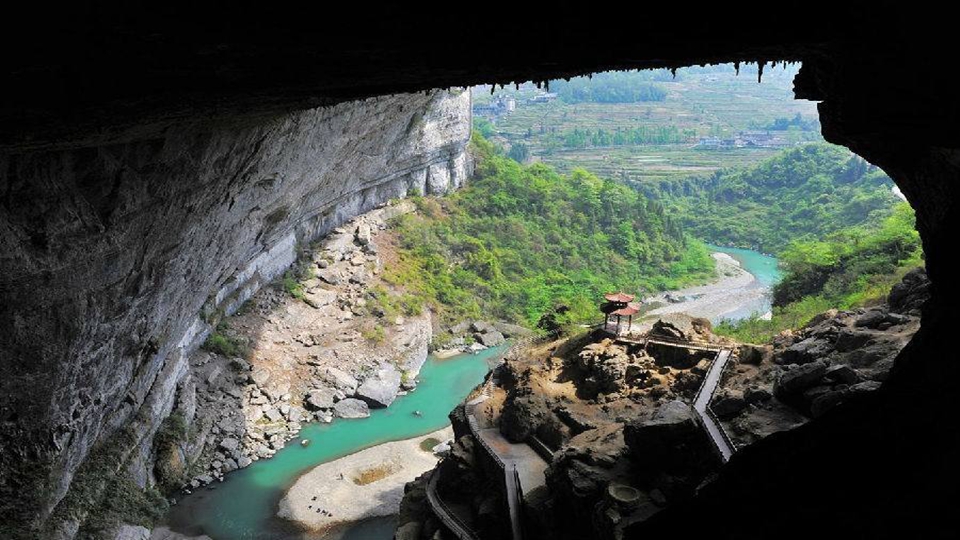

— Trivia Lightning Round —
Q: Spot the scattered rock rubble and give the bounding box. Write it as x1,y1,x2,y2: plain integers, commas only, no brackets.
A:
713,268,928,446
172,202,433,491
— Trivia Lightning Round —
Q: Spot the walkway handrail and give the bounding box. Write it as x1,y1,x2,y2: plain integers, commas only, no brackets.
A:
703,352,738,456
467,413,507,470
426,466,481,540
706,404,738,457
526,435,555,463
644,335,725,351
692,349,736,462
506,464,525,540
692,349,724,405
465,402,528,540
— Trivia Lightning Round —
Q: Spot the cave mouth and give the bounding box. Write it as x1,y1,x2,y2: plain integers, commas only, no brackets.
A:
470,63,923,338
2,12,958,539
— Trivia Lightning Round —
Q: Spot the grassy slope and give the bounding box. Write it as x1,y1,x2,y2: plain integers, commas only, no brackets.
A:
650,143,900,254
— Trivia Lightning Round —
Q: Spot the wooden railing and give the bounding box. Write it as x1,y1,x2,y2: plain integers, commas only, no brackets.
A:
426,466,481,540
692,349,737,462
465,396,526,540
527,435,555,463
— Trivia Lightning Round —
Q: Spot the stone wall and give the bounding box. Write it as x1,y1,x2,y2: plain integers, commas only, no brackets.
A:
0,89,471,533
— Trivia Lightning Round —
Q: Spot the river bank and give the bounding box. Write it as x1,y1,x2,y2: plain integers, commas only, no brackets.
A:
276,427,453,532
641,246,781,325
162,346,506,540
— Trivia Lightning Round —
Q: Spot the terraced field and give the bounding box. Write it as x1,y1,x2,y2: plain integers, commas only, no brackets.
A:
480,63,821,182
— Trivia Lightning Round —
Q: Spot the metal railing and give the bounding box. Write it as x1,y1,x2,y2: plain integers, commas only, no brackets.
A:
642,334,725,352
706,404,738,457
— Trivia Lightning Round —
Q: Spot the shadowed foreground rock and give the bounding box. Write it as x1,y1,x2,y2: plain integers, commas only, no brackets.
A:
2,4,960,539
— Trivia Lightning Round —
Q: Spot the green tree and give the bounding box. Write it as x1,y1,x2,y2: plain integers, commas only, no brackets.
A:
508,142,530,163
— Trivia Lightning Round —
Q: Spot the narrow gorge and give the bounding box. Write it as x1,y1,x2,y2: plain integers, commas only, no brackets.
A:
1,89,472,539
2,5,959,540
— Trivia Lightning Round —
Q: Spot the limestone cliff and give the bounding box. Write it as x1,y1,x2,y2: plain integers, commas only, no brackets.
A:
0,89,471,536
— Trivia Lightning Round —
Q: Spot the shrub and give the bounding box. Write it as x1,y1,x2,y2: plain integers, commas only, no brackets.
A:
153,413,189,495
360,323,386,344
201,330,249,359
419,437,441,452
282,274,304,299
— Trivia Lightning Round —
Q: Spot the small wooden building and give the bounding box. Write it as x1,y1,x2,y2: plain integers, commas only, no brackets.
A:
601,292,641,334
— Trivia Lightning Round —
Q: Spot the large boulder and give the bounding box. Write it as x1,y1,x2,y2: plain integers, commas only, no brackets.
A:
711,390,747,419
623,401,718,498
624,401,704,463
303,288,337,309
333,398,370,419
357,365,402,407
887,267,929,315
855,308,889,329
113,524,151,540
475,330,505,347
834,328,875,352
809,380,883,417
323,366,359,395
500,394,557,443
737,344,771,365
649,315,714,342
304,388,337,410
778,337,834,365
471,321,496,333
355,222,372,246
774,360,829,398
493,321,531,338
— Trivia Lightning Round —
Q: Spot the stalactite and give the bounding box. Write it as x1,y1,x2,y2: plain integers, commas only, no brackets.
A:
734,61,741,76
757,60,766,83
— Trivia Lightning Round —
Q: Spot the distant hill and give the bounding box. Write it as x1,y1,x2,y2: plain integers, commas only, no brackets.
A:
644,143,899,253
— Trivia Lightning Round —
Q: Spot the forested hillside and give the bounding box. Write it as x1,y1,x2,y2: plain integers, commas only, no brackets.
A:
551,71,669,103
384,134,714,331
716,203,923,342
646,143,899,253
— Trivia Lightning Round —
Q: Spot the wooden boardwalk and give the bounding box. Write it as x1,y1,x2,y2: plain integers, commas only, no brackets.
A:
428,335,737,539
692,349,736,461
466,388,548,540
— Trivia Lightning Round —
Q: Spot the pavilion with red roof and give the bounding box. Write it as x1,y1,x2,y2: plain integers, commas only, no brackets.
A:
601,291,641,334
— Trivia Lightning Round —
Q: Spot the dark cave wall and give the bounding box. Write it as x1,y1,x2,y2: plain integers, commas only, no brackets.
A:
629,55,960,539
0,4,958,539
0,89,470,532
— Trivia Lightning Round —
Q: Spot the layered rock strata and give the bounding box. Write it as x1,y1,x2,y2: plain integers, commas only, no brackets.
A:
0,89,470,536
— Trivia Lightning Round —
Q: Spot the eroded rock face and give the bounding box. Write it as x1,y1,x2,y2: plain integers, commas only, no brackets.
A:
0,89,470,533
623,401,718,499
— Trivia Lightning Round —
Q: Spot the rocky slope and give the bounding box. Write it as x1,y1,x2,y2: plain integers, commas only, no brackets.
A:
397,271,928,540
712,267,928,447
160,201,437,495
396,316,731,539
0,89,470,539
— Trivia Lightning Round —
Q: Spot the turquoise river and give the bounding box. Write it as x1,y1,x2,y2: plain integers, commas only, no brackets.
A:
707,244,783,321
165,345,508,540
164,248,779,540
